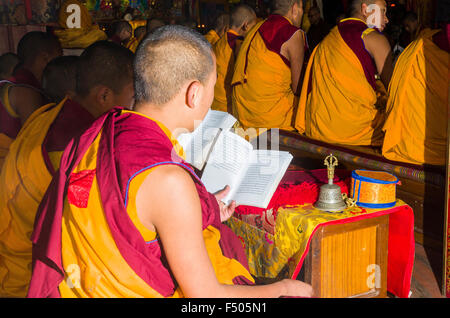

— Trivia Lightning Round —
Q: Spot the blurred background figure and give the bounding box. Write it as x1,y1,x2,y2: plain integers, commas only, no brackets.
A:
110,20,133,46
126,26,147,53
0,53,20,80
307,6,331,51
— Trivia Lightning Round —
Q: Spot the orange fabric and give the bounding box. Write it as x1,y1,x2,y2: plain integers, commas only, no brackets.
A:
0,83,18,173
296,24,385,146
205,29,220,46
0,101,64,297
58,113,253,297
0,134,13,171
55,0,107,49
212,30,239,113
382,29,450,165
231,19,299,131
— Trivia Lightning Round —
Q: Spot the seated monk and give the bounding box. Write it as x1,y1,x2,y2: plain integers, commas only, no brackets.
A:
54,0,107,49
231,0,307,131
295,0,393,147
126,26,146,53
205,12,230,46
27,25,313,298
110,21,133,46
41,55,78,104
0,31,62,171
0,41,134,298
382,24,450,166
211,4,257,113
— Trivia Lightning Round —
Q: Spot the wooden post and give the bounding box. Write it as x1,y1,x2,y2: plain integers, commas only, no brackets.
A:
444,80,450,298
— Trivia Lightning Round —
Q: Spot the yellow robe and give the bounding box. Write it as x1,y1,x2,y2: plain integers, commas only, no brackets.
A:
55,0,107,49
205,29,220,46
296,19,385,146
0,101,64,297
231,17,302,131
0,83,19,172
211,30,240,113
382,29,450,165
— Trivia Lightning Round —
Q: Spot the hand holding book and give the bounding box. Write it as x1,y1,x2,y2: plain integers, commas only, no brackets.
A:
178,110,293,209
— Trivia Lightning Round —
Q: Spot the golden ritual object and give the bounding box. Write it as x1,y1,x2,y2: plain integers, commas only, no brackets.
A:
314,154,347,212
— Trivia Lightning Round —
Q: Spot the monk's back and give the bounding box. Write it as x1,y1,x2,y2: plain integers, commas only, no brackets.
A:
382,28,450,165
232,14,301,130
296,18,385,146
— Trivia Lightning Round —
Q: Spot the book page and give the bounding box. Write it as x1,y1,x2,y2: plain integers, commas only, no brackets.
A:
232,150,293,208
177,110,237,169
200,130,253,203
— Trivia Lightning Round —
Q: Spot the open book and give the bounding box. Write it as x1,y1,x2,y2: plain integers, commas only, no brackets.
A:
177,110,293,209
177,110,237,171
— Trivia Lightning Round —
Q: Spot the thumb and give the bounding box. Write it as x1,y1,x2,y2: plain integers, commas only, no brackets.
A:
214,185,230,200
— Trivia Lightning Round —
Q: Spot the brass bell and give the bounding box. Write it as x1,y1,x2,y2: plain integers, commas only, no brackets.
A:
314,154,347,212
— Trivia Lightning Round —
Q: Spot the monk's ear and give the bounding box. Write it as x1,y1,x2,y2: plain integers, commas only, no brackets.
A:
95,85,113,107
241,22,249,32
361,3,369,17
185,81,202,109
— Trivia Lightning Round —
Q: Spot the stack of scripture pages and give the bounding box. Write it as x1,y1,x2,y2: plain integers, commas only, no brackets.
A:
177,110,293,209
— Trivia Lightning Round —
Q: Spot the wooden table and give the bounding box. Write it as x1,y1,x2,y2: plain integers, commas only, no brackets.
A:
227,171,415,298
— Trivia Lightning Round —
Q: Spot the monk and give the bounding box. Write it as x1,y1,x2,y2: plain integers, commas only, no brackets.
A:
231,0,307,131
402,11,424,45
41,56,78,103
54,0,108,49
382,24,449,166
205,13,230,46
0,31,62,171
110,21,133,46
0,53,20,80
126,26,146,53
296,0,393,147
0,41,134,298
211,4,257,113
27,25,313,298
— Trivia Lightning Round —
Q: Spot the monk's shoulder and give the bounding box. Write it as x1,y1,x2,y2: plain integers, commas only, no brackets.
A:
8,85,45,118
363,29,391,54
137,163,200,216
363,29,390,46
9,85,44,104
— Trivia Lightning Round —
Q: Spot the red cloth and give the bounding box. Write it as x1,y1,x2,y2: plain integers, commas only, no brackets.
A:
235,169,351,218
28,108,253,298
290,204,414,299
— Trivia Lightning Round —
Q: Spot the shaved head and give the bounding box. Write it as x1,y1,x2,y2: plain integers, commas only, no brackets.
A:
134,25,214,105
16,31,62,65
214,13,230,31
273,0,302,15
230,4,257,29
76,41,134,98
350,0,378,16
